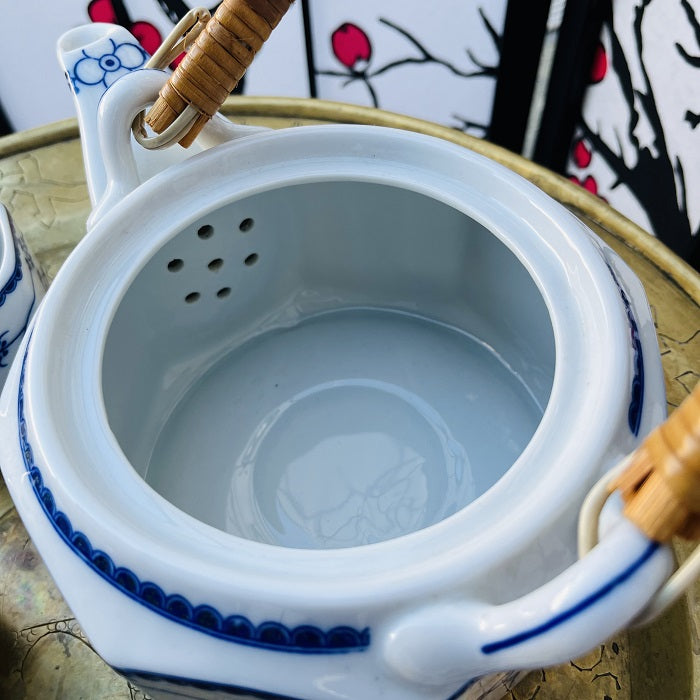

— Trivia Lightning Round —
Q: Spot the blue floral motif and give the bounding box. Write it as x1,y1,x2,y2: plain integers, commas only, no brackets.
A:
69,39,147,93
16,341,370,654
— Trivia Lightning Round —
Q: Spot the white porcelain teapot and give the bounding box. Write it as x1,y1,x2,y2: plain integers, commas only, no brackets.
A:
0,13,685,700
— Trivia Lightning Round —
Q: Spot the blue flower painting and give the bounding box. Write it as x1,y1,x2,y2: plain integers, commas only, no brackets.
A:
71,38,147,92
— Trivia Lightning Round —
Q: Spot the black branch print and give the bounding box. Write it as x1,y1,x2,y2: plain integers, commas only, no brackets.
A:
677,0,700,128
574,0,700,262
368,14,498,81
317,7,500,135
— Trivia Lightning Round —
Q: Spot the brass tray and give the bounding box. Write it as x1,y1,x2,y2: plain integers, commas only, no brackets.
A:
0,97,698,699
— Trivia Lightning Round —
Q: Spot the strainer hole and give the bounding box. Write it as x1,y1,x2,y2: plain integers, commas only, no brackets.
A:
216,287,231,299
185,292,200,303
244,253,258,266
239,218,254,232
197,225,214,240
208,258,224,272
167,258,184,272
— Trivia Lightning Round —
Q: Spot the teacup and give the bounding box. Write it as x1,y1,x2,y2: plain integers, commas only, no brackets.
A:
0,23,675,700
0,204,46,390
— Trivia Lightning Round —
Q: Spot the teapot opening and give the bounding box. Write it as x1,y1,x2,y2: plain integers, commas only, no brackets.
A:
57,23,123,54
101,180,555,548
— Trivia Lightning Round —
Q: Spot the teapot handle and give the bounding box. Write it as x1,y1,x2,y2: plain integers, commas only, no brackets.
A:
145,0,295,148
88,69,266,227
383,251,685,687
382,512,673,688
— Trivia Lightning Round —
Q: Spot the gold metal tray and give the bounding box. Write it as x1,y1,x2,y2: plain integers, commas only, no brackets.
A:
1,97,698,699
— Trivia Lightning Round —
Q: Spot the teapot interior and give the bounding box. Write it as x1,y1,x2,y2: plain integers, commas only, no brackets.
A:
102,180,555,548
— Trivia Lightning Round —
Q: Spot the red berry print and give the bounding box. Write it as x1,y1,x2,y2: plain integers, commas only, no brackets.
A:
582,175,598,194
88,0,117,23
130,20,162,56
332,23,372,70
569,174,600,197
590,42,607,83
573,139,592,168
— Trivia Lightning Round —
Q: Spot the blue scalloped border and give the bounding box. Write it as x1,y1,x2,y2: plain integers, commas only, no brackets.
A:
17,341,369,654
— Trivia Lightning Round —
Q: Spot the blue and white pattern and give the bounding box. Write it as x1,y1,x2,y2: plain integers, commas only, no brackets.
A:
479,541,658,655
0,222,39,373
17,343,370,654
68,38,147,93
605,261,645,436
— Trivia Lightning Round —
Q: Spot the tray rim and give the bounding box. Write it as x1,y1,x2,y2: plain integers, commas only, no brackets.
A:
0,95,697,308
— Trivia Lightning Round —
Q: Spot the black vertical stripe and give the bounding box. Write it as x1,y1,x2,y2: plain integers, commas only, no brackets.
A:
532,0,607,171
300,0,318,98
488,0,552,153
110,0,133,29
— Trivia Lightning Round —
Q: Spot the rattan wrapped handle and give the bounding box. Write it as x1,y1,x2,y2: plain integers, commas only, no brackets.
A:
610,382,700,541
145,0,294,147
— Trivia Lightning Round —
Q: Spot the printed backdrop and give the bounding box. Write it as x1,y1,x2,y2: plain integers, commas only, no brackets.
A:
10,1,697,263
1,0,507,139
308,1,505,136
565,0,700,264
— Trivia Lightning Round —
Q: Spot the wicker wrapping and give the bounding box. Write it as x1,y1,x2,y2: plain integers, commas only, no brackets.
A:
145,0,294,147
611,382,700,541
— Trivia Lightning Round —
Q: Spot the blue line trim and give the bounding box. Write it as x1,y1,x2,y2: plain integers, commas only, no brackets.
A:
605,262,645,436
445,678,477,700
481,541,659,655
119,668,304,699
17,340,369,654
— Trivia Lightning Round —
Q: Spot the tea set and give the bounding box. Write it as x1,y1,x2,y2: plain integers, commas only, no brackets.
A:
0,6,696,700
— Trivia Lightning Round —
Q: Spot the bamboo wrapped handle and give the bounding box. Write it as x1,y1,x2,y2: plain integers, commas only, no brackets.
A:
145,0,294,147
610,382,700,541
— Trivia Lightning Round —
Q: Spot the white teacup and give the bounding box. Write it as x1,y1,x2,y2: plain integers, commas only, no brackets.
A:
0,204,46,391
0,24,675,700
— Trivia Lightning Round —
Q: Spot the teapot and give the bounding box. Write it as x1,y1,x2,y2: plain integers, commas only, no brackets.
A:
0,9,688,700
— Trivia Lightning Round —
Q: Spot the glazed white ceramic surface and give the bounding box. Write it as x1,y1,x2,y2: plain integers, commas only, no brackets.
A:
0,24,675,700
0,205,46,391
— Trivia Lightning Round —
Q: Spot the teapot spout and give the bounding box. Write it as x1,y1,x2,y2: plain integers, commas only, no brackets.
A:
57,22,271,228
57,24,150,206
